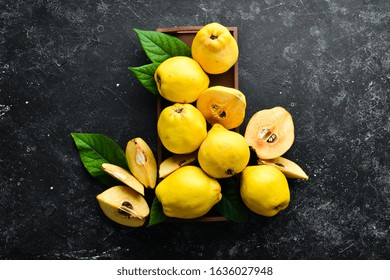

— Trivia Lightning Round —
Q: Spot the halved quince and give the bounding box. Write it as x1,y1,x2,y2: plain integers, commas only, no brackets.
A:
96,185,149,227
244,107,294,159
196,86,246,130
101,163,145,196
158,152,197,178
126,137,157,189
258,157,308,180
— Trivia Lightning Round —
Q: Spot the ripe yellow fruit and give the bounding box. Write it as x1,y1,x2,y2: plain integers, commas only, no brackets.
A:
192,22,239,74
155,166,222,219
101,163,145,195
244,107,294,160
154,56,209,103
240,165,290,217
196,86,246,129
96,185,149,227
258,157,309,180
157,103,207,154
158,151,197,178
198,124,250,178
126,137,157,189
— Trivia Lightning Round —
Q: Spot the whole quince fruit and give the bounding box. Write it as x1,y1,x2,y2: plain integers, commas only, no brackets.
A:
192,22,239,74
198,124,250,178
157,103,207,154
154,56,209,103
155,166,222,219
240,165,290,217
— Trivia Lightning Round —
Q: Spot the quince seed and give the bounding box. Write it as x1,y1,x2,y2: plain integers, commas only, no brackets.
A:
266,134,277,143
136,148,147,166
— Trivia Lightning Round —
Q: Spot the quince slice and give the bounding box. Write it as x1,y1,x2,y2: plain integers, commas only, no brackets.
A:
126,138,157,189
258,157,309,180
158,151,197,178
101,163,145,196
244,107,294,160
196,86,246,130
96,185,149,227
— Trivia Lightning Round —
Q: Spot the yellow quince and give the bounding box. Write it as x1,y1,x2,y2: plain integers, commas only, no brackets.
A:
157,103,207,154
154,56,209,103
192,22,239,74
240,165,290,217
155,166,222,219
198,124,250,178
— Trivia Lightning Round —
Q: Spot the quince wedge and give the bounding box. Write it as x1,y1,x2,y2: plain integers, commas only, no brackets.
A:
101,163,145,196
244,107,294,160
158,152,197,178
192,22,239,74
126,137,157,189
196,86,246,130
96,185,149,227
258,157,309,180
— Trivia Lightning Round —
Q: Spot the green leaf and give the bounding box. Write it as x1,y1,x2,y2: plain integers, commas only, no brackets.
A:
133,28,191,63
129,63,160,95
147,197,167,226
214,178,249,223
71,133,128,186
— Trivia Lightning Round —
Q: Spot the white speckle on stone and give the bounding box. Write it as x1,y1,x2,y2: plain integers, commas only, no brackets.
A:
0,104,11,116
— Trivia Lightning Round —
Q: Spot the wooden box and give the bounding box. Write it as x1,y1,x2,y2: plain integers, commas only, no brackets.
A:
156,26,239,222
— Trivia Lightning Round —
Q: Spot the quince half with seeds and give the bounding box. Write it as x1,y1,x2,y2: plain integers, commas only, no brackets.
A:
96,185,149,227
196,86,246,130
244,107,294,160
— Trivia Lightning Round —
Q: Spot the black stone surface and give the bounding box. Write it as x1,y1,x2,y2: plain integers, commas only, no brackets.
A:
1,0,389,260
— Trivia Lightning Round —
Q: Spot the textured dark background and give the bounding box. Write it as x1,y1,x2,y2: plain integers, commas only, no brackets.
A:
1,0,389,260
